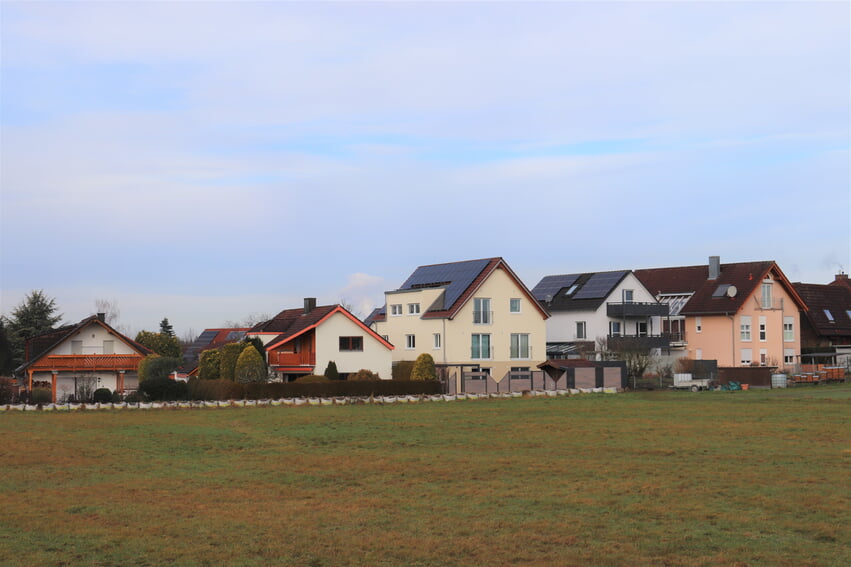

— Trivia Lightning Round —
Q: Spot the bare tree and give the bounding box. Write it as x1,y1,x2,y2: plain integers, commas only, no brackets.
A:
94,299,128,334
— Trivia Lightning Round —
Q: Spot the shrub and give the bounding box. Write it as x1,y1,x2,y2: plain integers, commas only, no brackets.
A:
140,356,181,382
187,378,244,401
219,343,248,381
411,353,437,381
348,369,379,381
198,348,221,380
92,388,113,403
124,391,141,404
138,377,187,401
323,361,340,380
296,375,330,383
31,387,52,404
235,346,267,384
392,360,415,381
0,377,17,404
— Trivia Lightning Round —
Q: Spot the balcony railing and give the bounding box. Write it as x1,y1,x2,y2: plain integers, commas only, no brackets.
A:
753,296,785,311
271,351,316,367
606,302,670,318
607,334,670,351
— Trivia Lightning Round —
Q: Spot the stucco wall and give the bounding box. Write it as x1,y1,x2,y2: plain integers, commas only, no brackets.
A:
48,322,138,355
315,312,392,379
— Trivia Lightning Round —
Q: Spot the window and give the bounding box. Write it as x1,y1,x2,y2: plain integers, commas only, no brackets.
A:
741,348,752,366
576,321,587,340
510,334,530,359
695,317,702,333
473,298,492,324
636,321,648,337
759,349,767,366
405,335,416,349
72,340,83,355
565,284,579,296
390,304,402,316
339,336,363,351
609,321,622,337
740,316,752,341
824,309,835,322
623,289,634,303
783,317,794,341
471,334,491,359
759,316,767,342
382,335,389,342
407,303,420,315
103,340,114,355
433,333,441,349
510,298,521,313
761,282,773,309
784,349,795,365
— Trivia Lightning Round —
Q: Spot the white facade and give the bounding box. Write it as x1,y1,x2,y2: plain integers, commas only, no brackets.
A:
314,311,393,379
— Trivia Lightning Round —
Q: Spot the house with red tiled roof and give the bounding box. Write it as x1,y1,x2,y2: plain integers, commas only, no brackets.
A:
183,328,250,374
248,299,393,381
792,273,851,366
635,256,807,370
369,258,549,391
15,314,153,403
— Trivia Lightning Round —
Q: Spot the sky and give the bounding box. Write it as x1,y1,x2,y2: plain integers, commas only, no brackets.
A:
1,1,849,340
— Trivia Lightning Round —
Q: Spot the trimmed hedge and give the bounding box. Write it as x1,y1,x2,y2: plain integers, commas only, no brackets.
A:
186,378,443,401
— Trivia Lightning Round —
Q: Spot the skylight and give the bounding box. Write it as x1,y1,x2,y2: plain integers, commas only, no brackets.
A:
824,309,834,322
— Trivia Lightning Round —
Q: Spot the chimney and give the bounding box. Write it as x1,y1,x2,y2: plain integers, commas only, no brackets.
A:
97,312,106,322
833,272,849,286
304,298,316,314
708,256,721,280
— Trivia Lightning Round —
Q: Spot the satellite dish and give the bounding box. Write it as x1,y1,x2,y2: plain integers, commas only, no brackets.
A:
726,285,738,298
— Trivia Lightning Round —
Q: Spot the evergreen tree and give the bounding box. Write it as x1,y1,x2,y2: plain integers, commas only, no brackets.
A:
235,346,267,384
135,330,181,358
324,360,340,380
159,317,175,337
219,342,246,381
198,348,221,380
410,353,437,381
5,290,63,370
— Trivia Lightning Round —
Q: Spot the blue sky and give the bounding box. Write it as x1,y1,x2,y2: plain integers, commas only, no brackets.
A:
1,1,849,339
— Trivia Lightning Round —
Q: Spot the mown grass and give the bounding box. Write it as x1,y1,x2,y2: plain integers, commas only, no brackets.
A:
1,385,848,566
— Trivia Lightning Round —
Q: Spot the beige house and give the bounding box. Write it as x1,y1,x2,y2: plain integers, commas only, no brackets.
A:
367,258,550,390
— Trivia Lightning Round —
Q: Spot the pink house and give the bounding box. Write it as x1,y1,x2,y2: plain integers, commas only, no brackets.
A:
635,257,807,370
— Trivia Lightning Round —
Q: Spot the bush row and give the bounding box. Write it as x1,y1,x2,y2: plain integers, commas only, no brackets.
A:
187,378,443,401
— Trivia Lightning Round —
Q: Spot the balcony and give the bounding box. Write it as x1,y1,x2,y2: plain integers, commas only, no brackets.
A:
271,351,315,368
607,334,670,351
607,302,670,318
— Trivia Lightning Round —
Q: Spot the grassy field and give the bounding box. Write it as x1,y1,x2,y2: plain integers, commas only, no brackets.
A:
1,385,848,566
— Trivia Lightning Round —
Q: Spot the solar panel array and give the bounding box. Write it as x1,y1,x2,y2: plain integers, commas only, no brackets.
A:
572,271,628,300
196,330,219,345
400,258,491,310
532,274,580,301
225,330,247,342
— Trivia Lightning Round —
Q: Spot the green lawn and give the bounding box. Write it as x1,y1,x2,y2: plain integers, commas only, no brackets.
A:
1,386,848,566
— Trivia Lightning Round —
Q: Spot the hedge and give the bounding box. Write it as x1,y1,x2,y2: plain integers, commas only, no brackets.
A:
186,378,443,401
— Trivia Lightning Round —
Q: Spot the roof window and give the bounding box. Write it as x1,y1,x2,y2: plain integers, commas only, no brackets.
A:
824,309,834,322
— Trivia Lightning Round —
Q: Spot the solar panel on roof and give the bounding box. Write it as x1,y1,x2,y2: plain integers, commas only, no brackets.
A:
532,274,580,301
573,271,628,300
401,259,490,310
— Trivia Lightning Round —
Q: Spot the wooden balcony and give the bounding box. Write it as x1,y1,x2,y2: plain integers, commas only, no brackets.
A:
30,354,142,372
270,351,316,368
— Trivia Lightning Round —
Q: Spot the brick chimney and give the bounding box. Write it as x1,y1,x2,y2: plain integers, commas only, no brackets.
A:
831,272,850,288
304,298,317,314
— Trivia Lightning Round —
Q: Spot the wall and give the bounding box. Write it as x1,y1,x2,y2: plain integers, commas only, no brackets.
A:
48,322,138,355
315,311,392,379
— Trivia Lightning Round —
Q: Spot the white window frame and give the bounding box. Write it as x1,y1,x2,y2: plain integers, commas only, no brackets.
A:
761,281,773,309
609,321,622,337
405,334,415,350
759,349,768,366
471,334,491,360
740,316,752,341
433,333,441,350
783,317,794,342
407,303,420,315
784,349,795,365
510,333,530,360
390,304,403,316
576,321,587,340
473,298,492,325
623,289,634,303
509,298,521,313
759,316,767,342
695,317,702,333
741,348,752,366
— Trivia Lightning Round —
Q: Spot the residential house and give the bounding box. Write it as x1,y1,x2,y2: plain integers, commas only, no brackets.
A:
15,313,153,403
635,257,807,369
183,327,249,374
248,299,393,381
792,273,851,366
531,270,669,359
368,258,550,391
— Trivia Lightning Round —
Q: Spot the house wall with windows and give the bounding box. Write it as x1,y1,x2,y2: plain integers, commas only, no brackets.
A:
545,273,660,346
374,263,548,384
684,275,802,368
315,311,392,379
